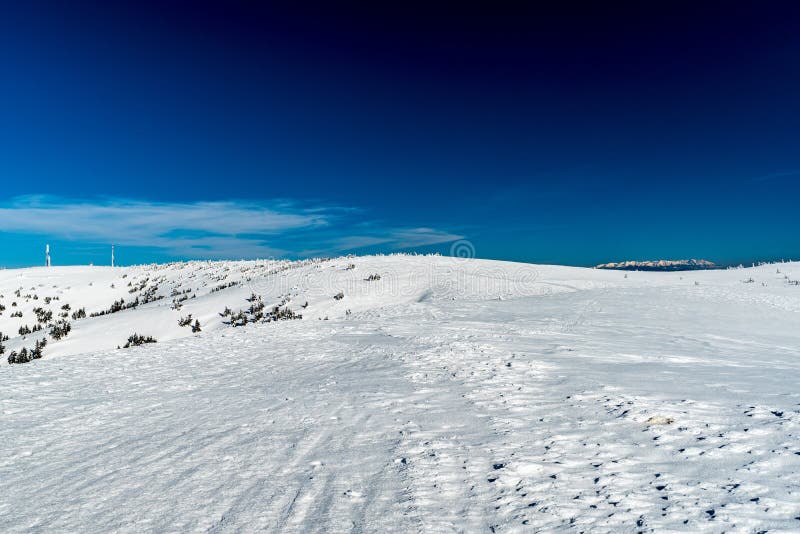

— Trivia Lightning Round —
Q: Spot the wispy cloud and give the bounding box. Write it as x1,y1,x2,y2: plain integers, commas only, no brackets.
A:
0,195,462,259
325,227,464,252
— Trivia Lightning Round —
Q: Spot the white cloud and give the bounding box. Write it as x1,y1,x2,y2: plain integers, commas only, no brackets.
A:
0,196,462,259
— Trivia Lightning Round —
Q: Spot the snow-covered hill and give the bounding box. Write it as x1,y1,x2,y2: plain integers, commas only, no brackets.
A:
2,255,800,532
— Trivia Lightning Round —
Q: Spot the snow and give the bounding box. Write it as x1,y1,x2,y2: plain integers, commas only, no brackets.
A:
2,256,800,531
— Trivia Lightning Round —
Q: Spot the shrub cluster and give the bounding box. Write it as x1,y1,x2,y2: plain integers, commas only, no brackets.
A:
7,339,46,364
8,348,31,364
264,306,302,322
49,319,72,340
222,294,302,327
90,297,139,317
210,281,240,293
123,334,157,348
33,307,53,324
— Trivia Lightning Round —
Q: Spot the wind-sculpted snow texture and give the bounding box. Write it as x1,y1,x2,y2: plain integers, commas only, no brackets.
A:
2,256,800,532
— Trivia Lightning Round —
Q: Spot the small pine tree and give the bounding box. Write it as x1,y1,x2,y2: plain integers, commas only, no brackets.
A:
31,338,46,359
192,319,201,333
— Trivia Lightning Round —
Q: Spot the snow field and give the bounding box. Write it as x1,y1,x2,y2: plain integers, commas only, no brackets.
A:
2,256,799,531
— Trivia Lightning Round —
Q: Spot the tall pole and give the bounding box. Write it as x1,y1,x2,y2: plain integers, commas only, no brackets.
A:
46,244,51,267
111,244,115,268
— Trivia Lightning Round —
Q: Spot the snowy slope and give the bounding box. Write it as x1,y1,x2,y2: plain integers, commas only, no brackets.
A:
2,256,800,532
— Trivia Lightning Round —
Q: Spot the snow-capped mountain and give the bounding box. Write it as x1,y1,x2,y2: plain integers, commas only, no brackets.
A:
596,259,718,271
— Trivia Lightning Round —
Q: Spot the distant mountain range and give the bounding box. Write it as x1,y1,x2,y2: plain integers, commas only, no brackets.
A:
595,259,718,271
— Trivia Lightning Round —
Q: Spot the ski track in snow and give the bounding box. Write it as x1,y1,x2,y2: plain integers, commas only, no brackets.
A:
1,256,800,532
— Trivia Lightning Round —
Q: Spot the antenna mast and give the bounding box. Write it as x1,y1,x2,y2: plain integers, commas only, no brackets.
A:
111,244,115,267
46,244,51,267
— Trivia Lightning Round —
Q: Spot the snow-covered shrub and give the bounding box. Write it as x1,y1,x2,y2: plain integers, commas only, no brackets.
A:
49,320,72,340
33,307,53,324
333,292,345,301
18,324,31,336
228,310,248,327
210,281,239,293
247,295,265,321
123,334,157,348
11,310,22,318
7,343,42,364
71,307,86,320
90,297,139,317
264,306,302,322
178,315,193,327
191,319,201,333
364,274,381,281
140,285,163,304
224,294,265,325
8,348,31,364
30,338,46,360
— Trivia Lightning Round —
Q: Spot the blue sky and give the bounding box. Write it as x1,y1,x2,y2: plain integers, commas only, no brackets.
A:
1,2,799,267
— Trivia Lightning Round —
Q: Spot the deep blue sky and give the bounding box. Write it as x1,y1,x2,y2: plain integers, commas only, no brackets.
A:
1,1,799,267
